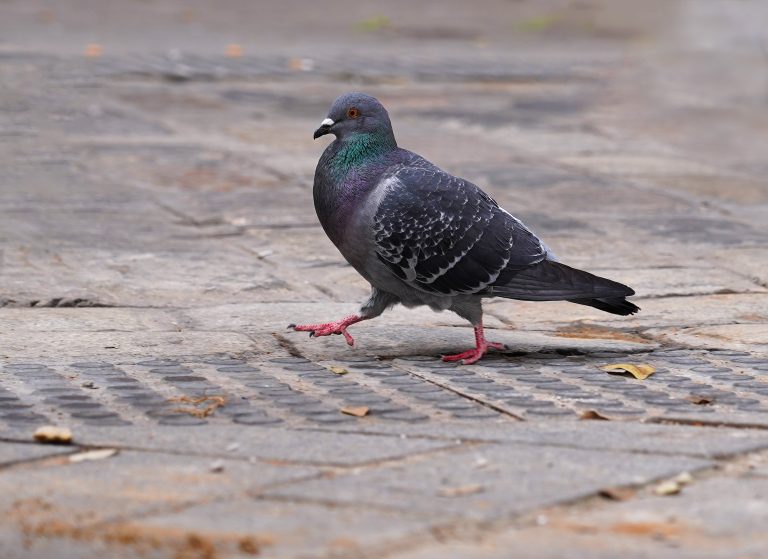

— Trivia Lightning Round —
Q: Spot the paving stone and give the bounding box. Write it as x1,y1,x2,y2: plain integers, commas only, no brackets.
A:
60,425,462,466
0,449,317,544
390,477,768,559
130,499,434,559
264,444,711,521
0,442,75,466
336,422,768,460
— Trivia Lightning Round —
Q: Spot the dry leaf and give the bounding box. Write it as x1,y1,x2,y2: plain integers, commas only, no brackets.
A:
580,410,610,421
169,395,226,418
329,366,349,375
33,426,72,444
225,44,244,57
599,487,637,501
340,406,369,417
84,43,103,58
653,480,682,496
687,395,713,405
288,57,314,71
438,484,485,497
600,363,656,380
69,448,118,463
653,472,693,496
673,472,693,485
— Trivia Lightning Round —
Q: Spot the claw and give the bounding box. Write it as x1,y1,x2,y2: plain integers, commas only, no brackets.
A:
288,314,365,348
441,321,505,365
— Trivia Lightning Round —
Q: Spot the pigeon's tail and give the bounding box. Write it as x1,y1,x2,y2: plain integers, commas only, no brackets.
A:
568,297,640,316
490,260,640,315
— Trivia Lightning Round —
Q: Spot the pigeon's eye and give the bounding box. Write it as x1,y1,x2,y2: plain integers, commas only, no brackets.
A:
347,107,360,119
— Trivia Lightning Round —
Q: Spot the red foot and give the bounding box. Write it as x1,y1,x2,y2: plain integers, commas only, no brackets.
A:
442,321,506,365
289,315,363,347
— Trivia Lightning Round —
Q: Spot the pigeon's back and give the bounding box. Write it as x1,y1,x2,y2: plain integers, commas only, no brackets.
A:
365,150,548,294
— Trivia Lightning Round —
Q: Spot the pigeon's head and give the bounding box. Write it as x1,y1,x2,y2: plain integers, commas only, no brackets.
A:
313,92,394,142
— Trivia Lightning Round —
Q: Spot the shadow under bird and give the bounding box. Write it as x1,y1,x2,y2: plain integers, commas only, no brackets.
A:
289,92,639,364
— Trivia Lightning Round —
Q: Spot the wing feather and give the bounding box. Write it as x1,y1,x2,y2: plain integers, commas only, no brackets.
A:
372,160,546,295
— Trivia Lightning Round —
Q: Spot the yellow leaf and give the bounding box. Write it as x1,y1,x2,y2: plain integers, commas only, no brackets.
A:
340,406,369,417
653,472,693,496
600,363,656,380
653,480,682,496
33,425,73,444
355,16,391,33
329,366,349,375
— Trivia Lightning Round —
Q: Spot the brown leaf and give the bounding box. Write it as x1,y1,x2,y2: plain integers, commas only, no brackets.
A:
329,366,349,375
225,44,244,57
33,426,72,444
340,406,369,417
599,487,637,501
169,395,226,418
580,410,610,421
84,43,103,58
438,484,485,497
600,363,656,380
687,395,713,405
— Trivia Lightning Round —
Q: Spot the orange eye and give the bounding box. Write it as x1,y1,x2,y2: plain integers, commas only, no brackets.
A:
347,107,360,119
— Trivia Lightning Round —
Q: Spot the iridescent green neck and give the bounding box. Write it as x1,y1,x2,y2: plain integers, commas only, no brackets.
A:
331,131,396,177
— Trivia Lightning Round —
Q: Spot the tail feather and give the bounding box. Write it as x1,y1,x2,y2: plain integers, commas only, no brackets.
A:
490,260,640,316
568,297,640,316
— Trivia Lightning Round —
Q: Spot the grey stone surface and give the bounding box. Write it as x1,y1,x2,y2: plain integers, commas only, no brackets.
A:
263,443,711,521
135,499,434,559
2,425,462,467
318,421,768,460
2,0,768,556
0,449,318,526
390,474,768,559
0,442,75,466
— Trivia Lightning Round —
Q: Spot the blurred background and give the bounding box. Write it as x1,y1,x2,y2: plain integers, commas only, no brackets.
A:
2,0,767,191
1,0,767,339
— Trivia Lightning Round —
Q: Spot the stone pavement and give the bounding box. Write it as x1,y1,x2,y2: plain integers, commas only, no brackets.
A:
1,1,768,557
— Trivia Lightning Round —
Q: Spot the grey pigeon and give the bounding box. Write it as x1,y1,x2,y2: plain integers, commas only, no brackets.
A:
290,92,639,364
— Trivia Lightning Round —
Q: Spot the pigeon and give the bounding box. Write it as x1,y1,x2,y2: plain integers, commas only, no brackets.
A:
289,92,639,364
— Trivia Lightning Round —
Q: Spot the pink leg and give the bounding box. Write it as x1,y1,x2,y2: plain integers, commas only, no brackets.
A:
442,321,506,365
289,314,366,347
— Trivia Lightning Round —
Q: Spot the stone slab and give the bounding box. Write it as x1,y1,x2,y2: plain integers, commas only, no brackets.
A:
648,324,768,353
0,441,75,467
264,443,712,521
0,331,274,361
107,498,433,559
0,449,318,549
316,421,768,460
393,475,768,559
12,425,463,467
285,324,654,362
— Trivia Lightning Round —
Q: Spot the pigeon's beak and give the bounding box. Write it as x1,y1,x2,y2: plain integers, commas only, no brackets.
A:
313,118,334,139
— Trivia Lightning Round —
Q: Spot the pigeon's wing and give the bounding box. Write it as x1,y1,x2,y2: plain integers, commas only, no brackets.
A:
372,164,547,295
